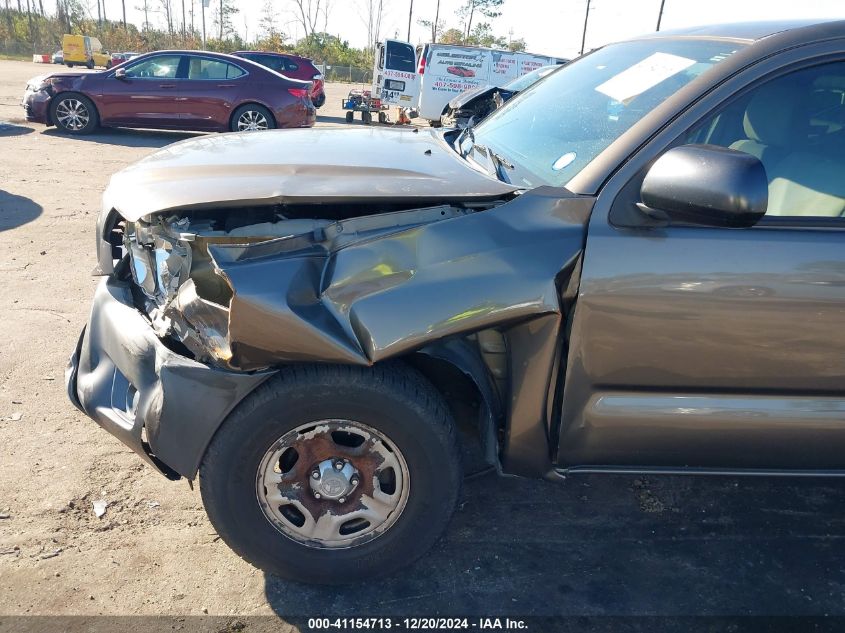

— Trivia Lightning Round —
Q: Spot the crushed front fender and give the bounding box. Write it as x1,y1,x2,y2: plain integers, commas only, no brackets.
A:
210,187,593,372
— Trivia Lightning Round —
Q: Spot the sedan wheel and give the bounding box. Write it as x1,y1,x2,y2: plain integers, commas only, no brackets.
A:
232,104,275,132
51,95,98,134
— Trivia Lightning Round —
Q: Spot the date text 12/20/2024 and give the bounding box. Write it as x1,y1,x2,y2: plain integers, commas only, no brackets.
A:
307,618,529,630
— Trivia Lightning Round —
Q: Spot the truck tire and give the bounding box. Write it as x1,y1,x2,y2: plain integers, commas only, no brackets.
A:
50,93,99,135
86,59,94,69
362,111,372,125
199,363,461,584
345,111,354,123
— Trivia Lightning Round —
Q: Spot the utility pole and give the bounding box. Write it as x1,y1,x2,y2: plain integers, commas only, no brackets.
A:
656,0,666,31
407,0,413,41
181,0,186,41
122,0,127,30
201,0,207,46
579,0,590,56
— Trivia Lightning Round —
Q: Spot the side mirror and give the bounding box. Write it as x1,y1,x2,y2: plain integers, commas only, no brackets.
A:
640,144,768,228
114,67,127,80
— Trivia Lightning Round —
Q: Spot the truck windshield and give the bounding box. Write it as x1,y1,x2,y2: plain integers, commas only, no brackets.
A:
466,38,746,188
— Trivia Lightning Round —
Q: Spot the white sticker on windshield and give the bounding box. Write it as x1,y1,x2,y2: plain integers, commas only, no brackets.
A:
552,152,577,171
595,52,696,104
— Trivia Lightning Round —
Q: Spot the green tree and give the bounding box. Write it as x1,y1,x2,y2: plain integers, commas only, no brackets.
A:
458,0,503,41
466,21,506,48
214,0,237,40
438,27,464,45
507,37,525,52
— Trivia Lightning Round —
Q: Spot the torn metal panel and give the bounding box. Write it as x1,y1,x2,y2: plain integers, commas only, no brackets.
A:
210,188,594,373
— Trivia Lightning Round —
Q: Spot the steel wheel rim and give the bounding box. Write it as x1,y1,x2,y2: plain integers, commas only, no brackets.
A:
237,109,269,131
56,98,89,131
256,419,410,549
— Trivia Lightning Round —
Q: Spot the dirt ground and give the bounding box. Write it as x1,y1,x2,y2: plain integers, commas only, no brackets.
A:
2,58,845,625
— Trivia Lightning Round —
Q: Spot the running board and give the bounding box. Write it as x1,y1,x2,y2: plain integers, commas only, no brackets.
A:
550,465,845,481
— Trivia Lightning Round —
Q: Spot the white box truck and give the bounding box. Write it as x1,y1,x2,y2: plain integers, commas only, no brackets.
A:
372,41,564,126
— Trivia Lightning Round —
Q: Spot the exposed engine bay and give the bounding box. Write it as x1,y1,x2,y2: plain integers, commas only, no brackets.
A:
124,202,474,370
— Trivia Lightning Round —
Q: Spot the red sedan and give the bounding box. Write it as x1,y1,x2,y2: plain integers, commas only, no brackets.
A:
22,50,316,134
233,51,326,108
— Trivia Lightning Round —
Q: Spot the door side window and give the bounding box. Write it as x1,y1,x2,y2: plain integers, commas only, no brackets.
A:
125,55,181,79
685,62,845,218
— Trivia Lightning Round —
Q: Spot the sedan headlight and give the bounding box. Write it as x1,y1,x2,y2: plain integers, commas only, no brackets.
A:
25,78,50,93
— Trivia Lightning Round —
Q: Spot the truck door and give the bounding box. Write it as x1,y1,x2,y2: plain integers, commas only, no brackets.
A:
373,39,420,109
559,56,845,472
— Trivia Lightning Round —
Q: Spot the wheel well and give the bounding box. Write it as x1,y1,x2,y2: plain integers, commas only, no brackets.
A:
48,91,100,126
401,351,500,472
229,102,277,129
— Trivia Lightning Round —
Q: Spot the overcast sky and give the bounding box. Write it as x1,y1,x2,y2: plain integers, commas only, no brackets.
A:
67,0,845,59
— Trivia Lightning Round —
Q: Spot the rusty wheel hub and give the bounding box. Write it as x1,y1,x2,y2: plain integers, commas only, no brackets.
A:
256,419,410,549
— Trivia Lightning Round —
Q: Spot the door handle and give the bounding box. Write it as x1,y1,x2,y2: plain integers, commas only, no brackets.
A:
159,84,176,89
216,84,236,88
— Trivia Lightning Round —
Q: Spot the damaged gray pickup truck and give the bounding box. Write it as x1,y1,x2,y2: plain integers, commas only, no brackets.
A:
68,20,845,583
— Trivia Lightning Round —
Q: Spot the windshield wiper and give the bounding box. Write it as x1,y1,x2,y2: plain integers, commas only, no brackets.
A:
454,123,513,183
473,143,514,183
457,124,475,157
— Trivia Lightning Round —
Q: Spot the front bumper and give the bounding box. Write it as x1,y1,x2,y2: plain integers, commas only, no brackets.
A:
22,89,50,124
66,274,272,479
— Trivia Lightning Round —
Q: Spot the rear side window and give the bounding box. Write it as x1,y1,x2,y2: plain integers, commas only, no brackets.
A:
261,55,285,73
285,60,299,72
188,57,245,79
385,41,415,73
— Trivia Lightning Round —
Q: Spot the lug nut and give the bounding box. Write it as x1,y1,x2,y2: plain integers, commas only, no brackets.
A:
314,492,322,499
350,477,359,486
338,497,346,504
334,460,344,471
311,470,320,479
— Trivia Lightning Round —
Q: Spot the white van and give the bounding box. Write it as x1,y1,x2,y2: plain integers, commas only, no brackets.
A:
412,43,565,124
371,39,421,109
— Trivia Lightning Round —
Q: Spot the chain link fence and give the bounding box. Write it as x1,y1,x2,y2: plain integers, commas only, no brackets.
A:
315,64,372,84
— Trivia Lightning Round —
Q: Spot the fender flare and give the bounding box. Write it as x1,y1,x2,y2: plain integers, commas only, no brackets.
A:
415,337,504,468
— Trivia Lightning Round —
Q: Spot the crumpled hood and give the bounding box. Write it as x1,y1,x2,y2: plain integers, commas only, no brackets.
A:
105,127,518,221
448,84,498,109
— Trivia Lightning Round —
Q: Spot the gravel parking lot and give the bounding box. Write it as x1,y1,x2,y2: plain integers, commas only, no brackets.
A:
2,58,845,624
